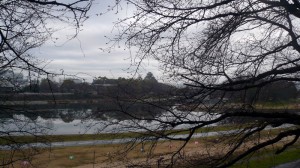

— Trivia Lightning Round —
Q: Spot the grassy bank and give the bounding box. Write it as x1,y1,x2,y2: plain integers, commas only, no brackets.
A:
0,124,292,145
0,125,238,145
0,124,298,167
0,135,299,168
231,145,300,168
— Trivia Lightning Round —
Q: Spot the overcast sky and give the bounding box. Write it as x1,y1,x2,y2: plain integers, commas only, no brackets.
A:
32,1,161,83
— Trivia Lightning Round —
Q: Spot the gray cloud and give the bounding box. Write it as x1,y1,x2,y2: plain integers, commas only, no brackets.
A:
30,1,161,82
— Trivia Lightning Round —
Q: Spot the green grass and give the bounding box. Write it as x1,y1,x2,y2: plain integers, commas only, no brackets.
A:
0,125,237,145
0,132,140,145
230,146,300,168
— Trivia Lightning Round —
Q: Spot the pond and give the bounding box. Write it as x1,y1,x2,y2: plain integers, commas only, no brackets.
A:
0,102,220,135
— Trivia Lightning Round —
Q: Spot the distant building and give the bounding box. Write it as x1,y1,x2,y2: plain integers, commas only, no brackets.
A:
72,79,82,84
61,78,82,84
93,83,117,87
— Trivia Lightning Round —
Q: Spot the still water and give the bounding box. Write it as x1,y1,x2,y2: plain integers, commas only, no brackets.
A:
0,102,220,135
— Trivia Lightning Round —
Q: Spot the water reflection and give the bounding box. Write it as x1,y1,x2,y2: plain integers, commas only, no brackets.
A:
0,102,170,135
0,102,220,135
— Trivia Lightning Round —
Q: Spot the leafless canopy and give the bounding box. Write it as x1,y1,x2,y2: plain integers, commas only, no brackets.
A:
0,0,92,76
111,0,300,167
0,0,92,166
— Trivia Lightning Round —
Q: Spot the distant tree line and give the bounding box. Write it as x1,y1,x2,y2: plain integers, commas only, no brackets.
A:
4,73,297,102
93,72,176,98
20,72,176,99
181,80,298,103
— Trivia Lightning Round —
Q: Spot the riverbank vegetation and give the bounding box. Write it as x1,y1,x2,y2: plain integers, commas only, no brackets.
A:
0,126,298,168
0,124,238,145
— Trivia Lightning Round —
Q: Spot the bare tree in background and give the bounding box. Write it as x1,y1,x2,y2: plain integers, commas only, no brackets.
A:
106,0,300,167
0,0,92,166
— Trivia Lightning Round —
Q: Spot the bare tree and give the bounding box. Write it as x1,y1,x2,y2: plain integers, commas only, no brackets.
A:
0,0,92,166
1,0,92,76
107,0,300,167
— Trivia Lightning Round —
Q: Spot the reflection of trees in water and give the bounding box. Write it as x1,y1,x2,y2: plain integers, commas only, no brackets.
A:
0,106,89,123
0,101,170,122
59,110,76,123
92,103,166,121
45,120,54,128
